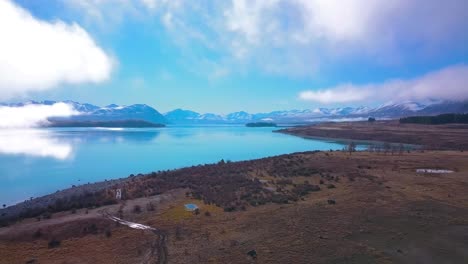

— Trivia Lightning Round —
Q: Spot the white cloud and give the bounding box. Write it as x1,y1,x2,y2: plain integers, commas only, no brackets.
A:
0,129,72,160
141,0,158,10
0,103,79,128
224,0,468,50
299,65,468,104
0,0,113,99
222,0,468,75
60,0,468,78
299,86,372,104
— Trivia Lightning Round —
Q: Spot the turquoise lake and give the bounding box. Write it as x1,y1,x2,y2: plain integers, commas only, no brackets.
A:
0,126,367,205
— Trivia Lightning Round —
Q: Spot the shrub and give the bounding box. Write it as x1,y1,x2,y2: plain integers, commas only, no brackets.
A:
42,212,52,220
146,202,155,211
133,205,142,214
33,229,42,239
48,238,61,248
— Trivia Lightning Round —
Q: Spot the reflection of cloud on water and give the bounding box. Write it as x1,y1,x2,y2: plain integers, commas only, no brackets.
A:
94,127,124,131
73,129,161,143
0,129,72,160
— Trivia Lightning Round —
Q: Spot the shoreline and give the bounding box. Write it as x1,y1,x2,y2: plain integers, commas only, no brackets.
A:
276,129,420,148
276,120,468,150
2,121,464,221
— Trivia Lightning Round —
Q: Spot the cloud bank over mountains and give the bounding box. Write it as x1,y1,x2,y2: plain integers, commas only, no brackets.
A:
0,0,113,100
0,102,78,128
299,65,468,104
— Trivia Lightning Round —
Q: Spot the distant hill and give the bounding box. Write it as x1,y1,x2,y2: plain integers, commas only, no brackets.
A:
400,113,468,125
245,122,277,127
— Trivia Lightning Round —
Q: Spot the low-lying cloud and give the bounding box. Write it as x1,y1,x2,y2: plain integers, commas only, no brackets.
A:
0,103,78,128
0,0,113,99
299,64,468,104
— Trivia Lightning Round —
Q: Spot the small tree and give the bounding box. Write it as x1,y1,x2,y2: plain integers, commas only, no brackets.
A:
368,117,376,122
347,142,356,155
398,143,405,155
383,142,391,155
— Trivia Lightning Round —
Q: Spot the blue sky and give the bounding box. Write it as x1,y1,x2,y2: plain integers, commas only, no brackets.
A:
2,0,468,113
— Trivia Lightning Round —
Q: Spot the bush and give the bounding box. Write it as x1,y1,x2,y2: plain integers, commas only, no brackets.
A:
48,238,61,248
33,229,42,239
146,202,155,211
42,212,52,220
133,205,142,214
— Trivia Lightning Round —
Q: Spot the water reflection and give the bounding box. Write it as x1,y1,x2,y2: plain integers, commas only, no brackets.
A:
61,128,162,143
0,129,72,160
0,128,163,160
0,126,358,205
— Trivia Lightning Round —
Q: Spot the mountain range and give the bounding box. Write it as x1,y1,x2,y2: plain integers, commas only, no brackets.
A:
2,100,468,125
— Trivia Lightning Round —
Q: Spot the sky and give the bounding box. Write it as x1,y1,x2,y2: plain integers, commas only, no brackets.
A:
0,0,467,114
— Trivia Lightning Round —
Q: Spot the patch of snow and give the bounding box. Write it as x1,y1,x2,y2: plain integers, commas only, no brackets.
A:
416,169,454,174
106,215,157,231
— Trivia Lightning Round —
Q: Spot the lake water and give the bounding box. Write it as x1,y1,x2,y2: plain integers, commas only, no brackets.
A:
0,126,367,205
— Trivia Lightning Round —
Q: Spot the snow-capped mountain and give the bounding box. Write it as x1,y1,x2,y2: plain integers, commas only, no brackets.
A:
69,103,167,124
366,101,427,117
164,109,225,123
163,100,468,124
416,101,468,115
1,100,168,124
164,109,201,122
226,111,253,121
3,100,467,125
